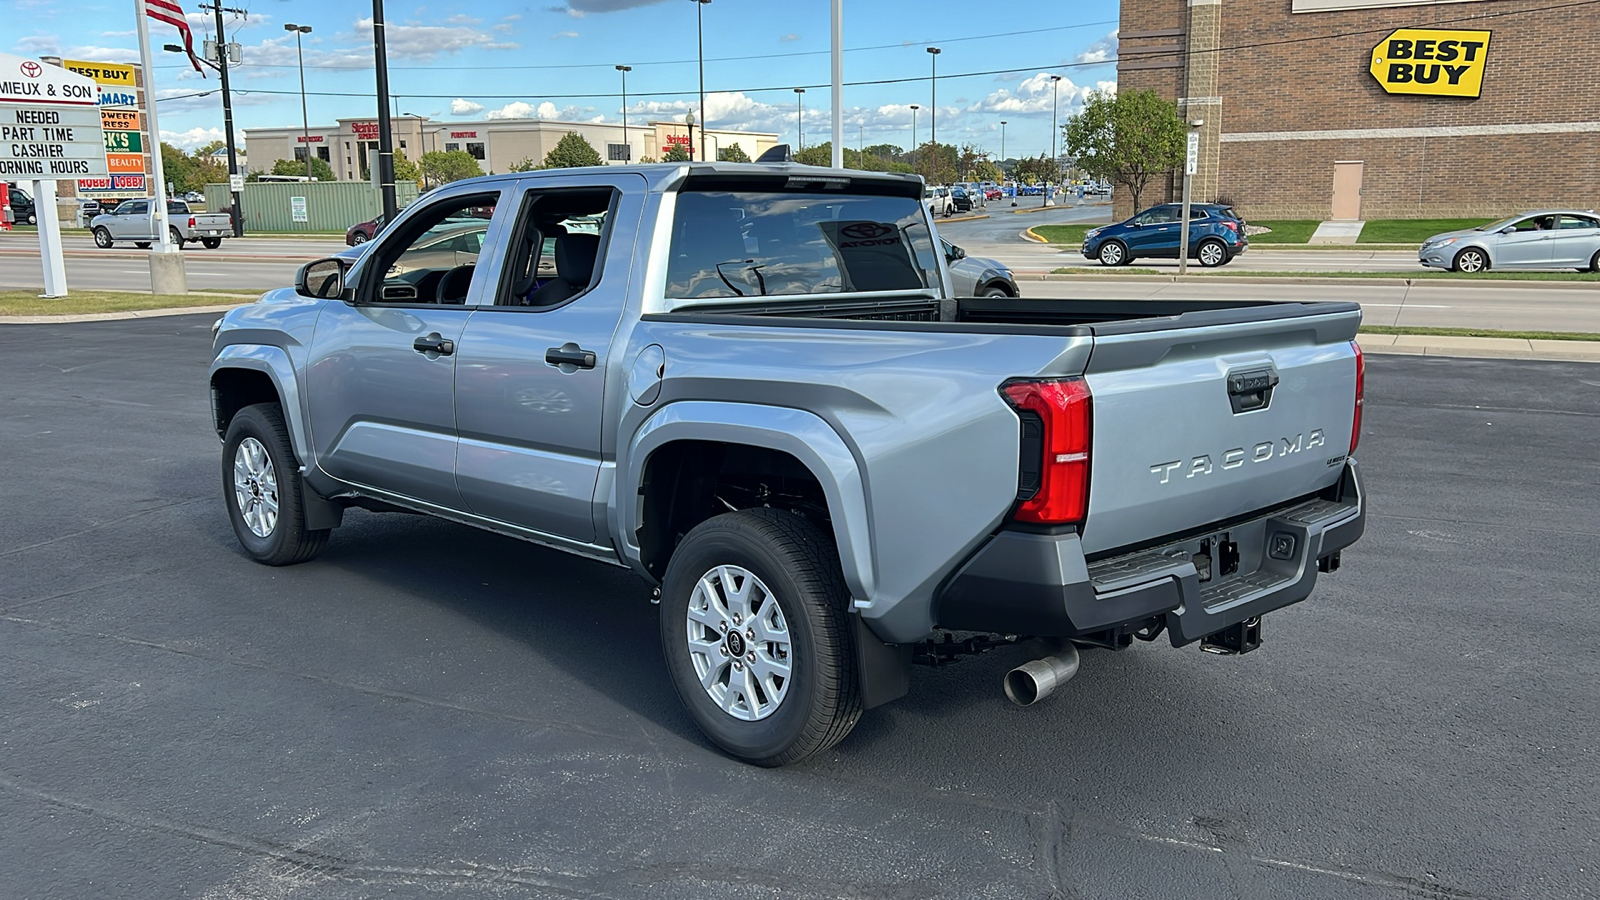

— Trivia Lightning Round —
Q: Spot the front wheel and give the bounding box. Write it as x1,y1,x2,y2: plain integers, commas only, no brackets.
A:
93,227,114,248
351,231,369,245
222,403,330,566
201,237,222,249
660,508,861,766
1196,238,1229,268
1453,247,1488,273
1098,240,1128,266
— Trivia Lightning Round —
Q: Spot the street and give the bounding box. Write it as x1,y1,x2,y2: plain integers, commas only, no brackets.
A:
2,315,1598,899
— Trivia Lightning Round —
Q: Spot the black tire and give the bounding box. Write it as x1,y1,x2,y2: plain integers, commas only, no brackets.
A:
222,403,330,566
1453,247,1488,273
93,227,114,248
1196,238,1229,268
982,283,1013,297
202,237,222,249
1098,240,1129,267
170,227,185,249
134,241,151,249
351,231,369,245
1589,250,1600,273
660,508,861,767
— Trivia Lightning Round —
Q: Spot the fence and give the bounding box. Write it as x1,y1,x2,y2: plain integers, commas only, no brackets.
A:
204,181,420,233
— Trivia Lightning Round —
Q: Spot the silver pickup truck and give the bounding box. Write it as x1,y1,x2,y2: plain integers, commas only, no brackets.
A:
91,198,231,249
209,162,1365,766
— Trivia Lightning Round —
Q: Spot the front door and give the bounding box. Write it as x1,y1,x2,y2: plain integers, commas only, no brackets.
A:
1493,216,1555,268
452,173,645,543
305,186,511,510
1331,161,1363,220
1125,205,1180,257
110,200,146,240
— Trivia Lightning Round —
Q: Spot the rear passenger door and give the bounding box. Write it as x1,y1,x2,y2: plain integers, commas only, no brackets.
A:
1550,214,1600,268
451,173,646,544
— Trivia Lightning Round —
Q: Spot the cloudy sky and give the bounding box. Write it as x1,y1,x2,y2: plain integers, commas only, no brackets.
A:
8,0,1118,158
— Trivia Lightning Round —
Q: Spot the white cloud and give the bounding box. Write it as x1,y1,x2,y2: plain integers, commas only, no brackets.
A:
162,126,226,151
493,23,514,33
451,98,485,115
970,73,1090,115
13,35,142,63
1073,31,1118,66
552,31,580,39
484,100,599,122
350,17,519,60
446,15,482,25
101,30,137,38
780,34,800,43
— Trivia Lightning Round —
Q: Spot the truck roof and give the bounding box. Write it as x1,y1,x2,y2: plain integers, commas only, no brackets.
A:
443,161,925,194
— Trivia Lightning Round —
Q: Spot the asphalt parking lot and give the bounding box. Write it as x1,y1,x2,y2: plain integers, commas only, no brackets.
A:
2,314,1597,900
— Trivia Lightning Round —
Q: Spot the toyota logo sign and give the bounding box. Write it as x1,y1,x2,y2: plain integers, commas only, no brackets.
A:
20,61,43,78
839,222,894,240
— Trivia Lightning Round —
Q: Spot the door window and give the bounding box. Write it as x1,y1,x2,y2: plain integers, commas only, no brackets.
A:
1133,207,1175,226
1557,215,1598,230
356,191,500,306
495,188,617,308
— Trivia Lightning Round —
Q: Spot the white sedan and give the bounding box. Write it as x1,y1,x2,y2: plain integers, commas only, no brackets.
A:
1419,210,1600,273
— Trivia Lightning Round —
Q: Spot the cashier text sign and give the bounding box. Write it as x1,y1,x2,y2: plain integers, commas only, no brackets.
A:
0,53,108,179
1370,29,1491,98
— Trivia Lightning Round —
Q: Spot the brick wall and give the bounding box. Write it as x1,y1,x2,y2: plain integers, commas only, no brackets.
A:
1116,0,1600,220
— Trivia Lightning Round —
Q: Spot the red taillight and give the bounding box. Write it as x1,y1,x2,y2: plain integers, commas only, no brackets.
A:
1221,220,1238,233
1350,341,1365,454
188,216,196,227
1002,378,1092,525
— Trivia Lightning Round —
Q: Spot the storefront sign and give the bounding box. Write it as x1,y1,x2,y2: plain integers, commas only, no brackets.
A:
296,134,324,143
103,129,142,152
106,152,145,174
1370,29,1491,98
101,109,141,131
97,89,138,108
77,173,146,196
62,59,138,88
0,54,107,179
450,130,477,138
351,121,380,140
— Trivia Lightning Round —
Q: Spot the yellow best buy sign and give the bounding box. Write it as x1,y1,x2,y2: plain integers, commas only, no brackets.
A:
1370,29,1491,98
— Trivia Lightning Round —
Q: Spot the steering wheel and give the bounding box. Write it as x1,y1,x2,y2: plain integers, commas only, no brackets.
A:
436,264,475,305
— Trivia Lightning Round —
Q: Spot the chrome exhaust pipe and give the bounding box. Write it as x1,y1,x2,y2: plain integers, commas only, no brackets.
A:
1004,641,1081,706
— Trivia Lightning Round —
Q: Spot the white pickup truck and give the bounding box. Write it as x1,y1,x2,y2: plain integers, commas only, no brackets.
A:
90,198,232,250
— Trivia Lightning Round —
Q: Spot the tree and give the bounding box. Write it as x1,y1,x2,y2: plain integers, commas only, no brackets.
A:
970,159,1003,184
392,149,420,185
1013,153,1055,185
661,143,691,162
269,155,334,182
793,142,832,166
418,149,483,185
913,141,958,184
1063,88,1185,212
543,131,603,169
195,139,226,157
507,157,541,172
717,143,751,163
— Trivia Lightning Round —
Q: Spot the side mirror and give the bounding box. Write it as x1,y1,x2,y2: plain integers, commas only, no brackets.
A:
296,258,347,300
1500,226,1517,234
1130,221,1143,229
949,244,966,260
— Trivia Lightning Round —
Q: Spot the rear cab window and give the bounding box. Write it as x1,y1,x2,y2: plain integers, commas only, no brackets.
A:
666,183,939,301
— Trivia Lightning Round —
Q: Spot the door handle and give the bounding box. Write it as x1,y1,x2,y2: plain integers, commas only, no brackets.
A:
546,344,597,369
413,333,455,356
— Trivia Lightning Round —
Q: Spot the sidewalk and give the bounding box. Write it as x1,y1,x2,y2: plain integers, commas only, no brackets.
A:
1357,333,1600,362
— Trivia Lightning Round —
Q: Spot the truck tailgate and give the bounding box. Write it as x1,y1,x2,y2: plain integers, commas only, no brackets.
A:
1079,307,1360,556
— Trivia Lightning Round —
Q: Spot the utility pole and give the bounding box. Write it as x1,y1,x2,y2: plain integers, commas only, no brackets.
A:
926,47,940,183
616,65,631,163
372,0,398,223
909,105,918,176
1046,74,1061,208
794,88,805,150
200,3,246,236
830,0,842,168
693,0,710,161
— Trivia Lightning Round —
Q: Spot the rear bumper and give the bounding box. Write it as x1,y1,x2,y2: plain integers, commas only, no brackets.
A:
936,462,1364,645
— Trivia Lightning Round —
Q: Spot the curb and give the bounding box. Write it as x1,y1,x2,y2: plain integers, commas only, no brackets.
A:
940,214,991,224
1027,273,1600,290
1022,226,1048,244
0,301,251,324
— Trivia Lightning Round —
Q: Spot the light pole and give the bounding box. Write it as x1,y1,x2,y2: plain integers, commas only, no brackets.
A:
1045,74,1061,208
926,47,940,183
684,111,695,160
372,0,398,222
1002,120,1014,205
284,23,314,182
794,88,805,150
692,0,710,161
858,122,864,168
616,64,632,163
1179,118,1204,276
909,104,919,176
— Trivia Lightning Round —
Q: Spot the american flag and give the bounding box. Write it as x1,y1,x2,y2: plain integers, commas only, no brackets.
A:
146,0,206,75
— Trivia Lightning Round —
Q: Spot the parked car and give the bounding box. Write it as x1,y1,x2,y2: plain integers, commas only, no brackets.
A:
4,182,36,225
950,186,974,213
184,191,204,203
922,184,953,218
1082,202,1248,267
345,214,386,246
983,186,1002,201
210,162,1365,766
1418,210,1600,273
944,239,1016,296
89,199,232,249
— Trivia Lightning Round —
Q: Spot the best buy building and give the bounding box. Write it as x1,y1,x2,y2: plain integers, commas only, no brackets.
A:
244,116,777,182
1117,0,1599,219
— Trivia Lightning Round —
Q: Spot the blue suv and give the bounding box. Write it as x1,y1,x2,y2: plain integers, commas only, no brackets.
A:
1082,203,1248,267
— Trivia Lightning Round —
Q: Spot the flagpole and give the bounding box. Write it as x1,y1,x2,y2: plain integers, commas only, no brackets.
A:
135,0,188,292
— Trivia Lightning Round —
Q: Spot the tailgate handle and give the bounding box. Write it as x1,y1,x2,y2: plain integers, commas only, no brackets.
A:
1227,367,1280,414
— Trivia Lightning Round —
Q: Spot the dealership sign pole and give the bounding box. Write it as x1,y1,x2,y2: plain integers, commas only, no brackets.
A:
0,51,107,297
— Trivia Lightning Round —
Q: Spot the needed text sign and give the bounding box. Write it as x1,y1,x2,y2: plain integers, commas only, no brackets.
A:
1370,29,1491,98
0,53,108,179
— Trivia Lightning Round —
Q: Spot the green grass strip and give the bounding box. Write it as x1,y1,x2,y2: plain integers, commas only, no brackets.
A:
1360,325,1600,342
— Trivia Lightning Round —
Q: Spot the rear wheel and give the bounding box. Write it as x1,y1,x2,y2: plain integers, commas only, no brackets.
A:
222,403,330,566
351,231,369,245
201,237,222,249
660,508,861,767
1098,240,1128,267
1453,247,1488,273
93,227,114,248
134,242,151,249
1196,238,1229,268
1589,250,1600,273
170,227,184,249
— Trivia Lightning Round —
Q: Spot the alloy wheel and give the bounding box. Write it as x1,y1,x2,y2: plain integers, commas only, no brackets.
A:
232,437,279,538
685,564,792,721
